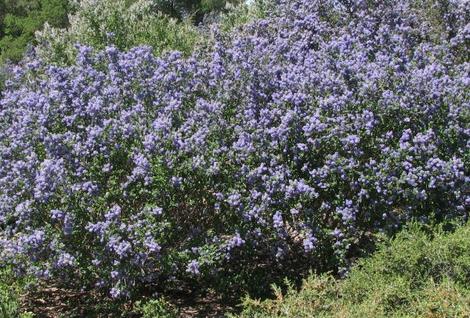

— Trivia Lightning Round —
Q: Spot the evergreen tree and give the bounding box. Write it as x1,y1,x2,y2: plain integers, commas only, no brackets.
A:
0,0,70,63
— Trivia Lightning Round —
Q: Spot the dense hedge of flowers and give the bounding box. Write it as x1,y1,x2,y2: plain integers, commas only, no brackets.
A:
1,0,469,299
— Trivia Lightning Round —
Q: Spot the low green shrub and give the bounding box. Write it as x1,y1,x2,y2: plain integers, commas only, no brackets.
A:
134,297,179,318
235,222,470,318
0,267,34,318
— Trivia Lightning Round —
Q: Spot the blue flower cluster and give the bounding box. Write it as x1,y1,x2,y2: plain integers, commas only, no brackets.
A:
1,0,468,298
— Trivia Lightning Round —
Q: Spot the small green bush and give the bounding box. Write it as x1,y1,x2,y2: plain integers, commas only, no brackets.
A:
135,297,179,318
0,267,34,318
235,222,470,318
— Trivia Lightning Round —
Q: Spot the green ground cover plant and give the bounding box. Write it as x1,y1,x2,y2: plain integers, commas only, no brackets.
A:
235,222,470,318
0,267,34,318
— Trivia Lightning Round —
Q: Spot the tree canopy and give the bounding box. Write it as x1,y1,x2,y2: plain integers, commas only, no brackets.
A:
0,0,70,63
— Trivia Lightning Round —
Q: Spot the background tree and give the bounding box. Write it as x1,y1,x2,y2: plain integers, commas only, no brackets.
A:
34,0,201,65
0,0,70,63
152,0,244,24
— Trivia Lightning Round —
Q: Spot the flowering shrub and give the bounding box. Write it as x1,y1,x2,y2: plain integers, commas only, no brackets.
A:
1,0,469,299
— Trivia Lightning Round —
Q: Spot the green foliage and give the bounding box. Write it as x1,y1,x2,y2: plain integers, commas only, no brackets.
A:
0,267,34,318
151,0,243,24
134,297,179,318
235,222,470,318
35,0,201,65
218,0,274,33
0,0,70,63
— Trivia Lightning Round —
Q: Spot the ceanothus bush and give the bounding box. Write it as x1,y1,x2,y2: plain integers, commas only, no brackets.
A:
1,0,469,298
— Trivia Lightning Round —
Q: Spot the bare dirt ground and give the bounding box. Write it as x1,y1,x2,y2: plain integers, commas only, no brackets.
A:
21,283,237,317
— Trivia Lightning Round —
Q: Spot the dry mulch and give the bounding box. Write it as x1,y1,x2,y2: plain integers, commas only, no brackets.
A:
21,282,237,318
